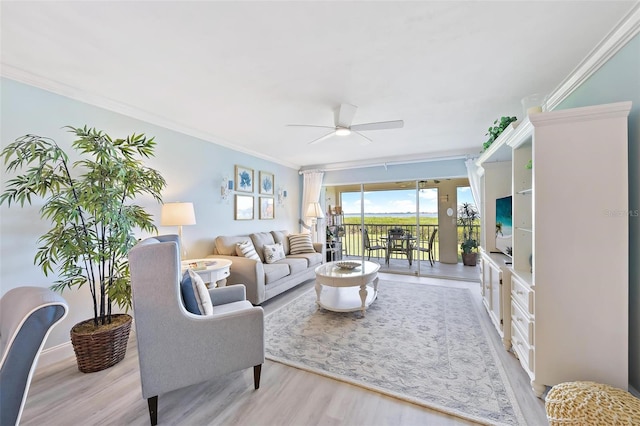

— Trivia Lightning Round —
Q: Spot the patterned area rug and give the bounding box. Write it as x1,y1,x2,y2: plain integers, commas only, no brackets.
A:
265,280,525,426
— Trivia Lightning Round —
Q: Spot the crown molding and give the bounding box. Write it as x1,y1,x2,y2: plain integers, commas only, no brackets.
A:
546,2,640,110
0,65,300,170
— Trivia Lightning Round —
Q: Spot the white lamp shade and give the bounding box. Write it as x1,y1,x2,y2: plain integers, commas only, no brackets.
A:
305,202,324,219
161,202,196,226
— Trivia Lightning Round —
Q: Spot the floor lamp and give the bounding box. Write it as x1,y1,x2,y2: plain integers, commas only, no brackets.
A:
305,202,325,243
161,202,196,259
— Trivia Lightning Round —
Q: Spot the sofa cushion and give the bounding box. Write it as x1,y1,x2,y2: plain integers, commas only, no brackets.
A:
263,263,290,284
288,233,315,254
181,269,213,316
288,252,323,268
264,242,286,264
215,235,249,255
250,232,275,263
236,240,261,261
271,230,290,254
278,257,309,275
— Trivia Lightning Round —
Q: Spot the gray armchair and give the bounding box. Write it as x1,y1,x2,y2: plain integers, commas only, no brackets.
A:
0,286,68,426
128,235,264,426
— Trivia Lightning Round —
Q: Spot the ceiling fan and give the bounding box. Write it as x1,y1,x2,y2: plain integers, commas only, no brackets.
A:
287,103,404,145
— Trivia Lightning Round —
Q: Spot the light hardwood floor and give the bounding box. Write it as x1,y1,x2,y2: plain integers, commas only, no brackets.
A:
21,273,547,426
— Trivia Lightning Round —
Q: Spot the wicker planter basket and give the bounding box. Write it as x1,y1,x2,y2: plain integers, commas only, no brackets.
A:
71,314,132,373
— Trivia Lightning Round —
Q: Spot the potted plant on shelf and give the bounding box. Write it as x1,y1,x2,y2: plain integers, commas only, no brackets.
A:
458,202,480,266
482,116,517,152
0,126,166,373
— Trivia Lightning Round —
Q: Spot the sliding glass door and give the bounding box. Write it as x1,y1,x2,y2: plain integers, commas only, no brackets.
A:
337,181,439,276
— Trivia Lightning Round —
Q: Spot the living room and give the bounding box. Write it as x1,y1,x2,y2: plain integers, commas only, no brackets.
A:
1,2,639,425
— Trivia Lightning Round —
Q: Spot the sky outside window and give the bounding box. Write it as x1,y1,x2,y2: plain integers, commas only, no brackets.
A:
341,186,475,215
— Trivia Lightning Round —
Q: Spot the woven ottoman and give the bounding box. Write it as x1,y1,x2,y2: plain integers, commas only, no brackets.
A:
545,381,640,425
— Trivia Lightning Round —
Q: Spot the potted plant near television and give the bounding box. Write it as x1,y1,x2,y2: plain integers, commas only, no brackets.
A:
458,202,480,266
0,126,166,373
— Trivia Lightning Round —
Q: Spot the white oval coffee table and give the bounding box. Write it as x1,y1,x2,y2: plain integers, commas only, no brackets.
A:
314,260,380,315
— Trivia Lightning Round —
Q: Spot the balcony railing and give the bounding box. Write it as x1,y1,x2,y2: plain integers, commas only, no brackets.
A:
332,223,480,262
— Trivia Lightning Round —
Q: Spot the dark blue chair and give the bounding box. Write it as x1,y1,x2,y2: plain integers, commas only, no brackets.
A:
0,287,68,426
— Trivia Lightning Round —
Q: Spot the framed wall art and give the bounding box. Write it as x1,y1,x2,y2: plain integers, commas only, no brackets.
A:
259,171,274,195
259,197,274,220
235,165,254,193
234,195,254,220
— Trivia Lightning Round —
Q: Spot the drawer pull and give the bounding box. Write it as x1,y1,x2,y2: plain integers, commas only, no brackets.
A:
516,290,524,295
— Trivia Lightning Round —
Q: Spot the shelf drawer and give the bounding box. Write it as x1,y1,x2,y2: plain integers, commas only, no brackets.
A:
511,321,534,375
511,299,534,345
511,274,534,315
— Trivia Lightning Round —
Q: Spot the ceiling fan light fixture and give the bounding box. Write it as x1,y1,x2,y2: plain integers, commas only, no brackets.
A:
335,127,351,136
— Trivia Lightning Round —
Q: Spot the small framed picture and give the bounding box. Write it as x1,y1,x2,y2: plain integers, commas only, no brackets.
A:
259,197,274,220
259,171,274,195
234,195,254,220
235,165,254,193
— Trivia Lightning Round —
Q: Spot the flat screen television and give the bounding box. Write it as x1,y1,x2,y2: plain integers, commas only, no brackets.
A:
495,195,513,256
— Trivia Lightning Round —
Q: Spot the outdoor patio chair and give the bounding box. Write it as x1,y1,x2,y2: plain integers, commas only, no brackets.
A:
414,228,437,266
362,228,386,260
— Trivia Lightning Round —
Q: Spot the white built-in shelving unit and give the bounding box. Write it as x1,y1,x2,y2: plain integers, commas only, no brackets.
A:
477,101,631,397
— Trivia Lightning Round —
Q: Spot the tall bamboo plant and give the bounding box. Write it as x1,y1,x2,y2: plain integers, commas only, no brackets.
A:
1,126,166,327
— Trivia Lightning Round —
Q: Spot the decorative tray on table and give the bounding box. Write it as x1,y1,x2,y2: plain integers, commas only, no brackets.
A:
335,261,360,270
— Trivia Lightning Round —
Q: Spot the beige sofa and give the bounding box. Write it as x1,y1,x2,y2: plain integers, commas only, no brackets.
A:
208,230,323,305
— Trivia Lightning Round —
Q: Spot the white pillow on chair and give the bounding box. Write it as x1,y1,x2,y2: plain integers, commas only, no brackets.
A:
188,269,213,316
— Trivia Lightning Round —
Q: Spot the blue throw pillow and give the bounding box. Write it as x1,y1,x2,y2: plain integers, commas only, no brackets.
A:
180,269,202,315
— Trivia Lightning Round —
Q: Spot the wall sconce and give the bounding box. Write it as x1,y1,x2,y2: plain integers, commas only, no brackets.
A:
277,187,287,206
221,176,234,201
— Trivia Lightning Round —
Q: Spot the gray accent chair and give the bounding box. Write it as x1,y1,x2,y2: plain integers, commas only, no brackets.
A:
0,287,68,426
128,235,264,426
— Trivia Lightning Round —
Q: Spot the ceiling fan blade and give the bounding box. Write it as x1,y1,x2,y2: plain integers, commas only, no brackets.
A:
336,103,358,128
350,120,404,132
286,124,336,130
354,131,373,146
308,130,337,145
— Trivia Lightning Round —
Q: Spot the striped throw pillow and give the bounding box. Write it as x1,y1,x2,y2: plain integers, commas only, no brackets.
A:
288,233,315,254
236,240,261,261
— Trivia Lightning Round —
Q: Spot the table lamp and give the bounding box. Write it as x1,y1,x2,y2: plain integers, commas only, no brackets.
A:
161,202,196,259
305,201,324,242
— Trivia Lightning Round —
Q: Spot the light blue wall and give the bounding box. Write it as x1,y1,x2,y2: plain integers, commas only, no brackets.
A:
556,34,640,391
0,78,301,347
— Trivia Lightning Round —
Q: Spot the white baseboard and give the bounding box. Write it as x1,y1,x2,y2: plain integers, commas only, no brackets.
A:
36,340,74,370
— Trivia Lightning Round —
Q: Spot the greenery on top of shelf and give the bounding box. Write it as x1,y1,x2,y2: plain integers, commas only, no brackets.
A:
482,116,518,152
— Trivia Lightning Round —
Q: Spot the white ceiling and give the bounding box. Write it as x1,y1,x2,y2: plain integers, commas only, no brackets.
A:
1,1,637,170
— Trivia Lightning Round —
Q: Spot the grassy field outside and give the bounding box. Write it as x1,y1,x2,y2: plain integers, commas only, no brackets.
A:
342,216,438,226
